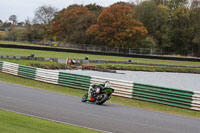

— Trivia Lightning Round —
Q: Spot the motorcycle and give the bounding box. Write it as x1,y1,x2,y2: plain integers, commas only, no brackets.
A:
81,86,114,105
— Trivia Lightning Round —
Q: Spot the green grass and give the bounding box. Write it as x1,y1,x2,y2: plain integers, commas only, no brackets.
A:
2,59,200,74
0,72,200,119
0,109,101,133
1,47,200,67
0,59,56,66
0,59,69,69
94,63,200,73
0,40,46,47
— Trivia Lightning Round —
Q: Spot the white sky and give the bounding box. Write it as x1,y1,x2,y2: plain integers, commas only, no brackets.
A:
0,0,131,22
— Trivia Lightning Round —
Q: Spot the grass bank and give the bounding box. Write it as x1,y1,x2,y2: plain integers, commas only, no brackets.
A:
2,59,200,74
0,72,199,119
0,109,100,133
94,63,200,74
1,47,200,67
0,40,45,47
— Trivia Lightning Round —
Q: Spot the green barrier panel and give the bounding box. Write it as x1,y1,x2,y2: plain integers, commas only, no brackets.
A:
18,65,36,80
59,72,91,78
133,90,192,103
134,83,194,96
58,72,91,90
132,83,193,109
132,93,191,106
59,79,91,87
132,95,191,109
133,87,192,99
0,61,3,71
59,73,91,83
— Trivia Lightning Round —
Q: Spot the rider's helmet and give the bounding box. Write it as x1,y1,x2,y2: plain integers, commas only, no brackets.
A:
104,81,111,88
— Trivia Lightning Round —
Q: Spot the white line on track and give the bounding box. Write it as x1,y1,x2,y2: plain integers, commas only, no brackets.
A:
0,107,112,133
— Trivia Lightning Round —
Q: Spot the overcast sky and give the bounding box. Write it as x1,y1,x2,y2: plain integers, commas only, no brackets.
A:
0,0,133,22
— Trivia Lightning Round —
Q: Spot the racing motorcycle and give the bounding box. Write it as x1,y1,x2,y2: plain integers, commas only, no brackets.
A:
81,85,114,105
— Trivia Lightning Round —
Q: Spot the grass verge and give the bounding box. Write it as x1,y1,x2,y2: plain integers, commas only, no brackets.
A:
94,63,200,74
0,72,200,119
1,47,200,67
0,40,45,47
0,109,101,133
2,58,200,74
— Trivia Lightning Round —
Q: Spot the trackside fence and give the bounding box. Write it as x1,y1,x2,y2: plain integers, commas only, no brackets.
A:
0,61,199,111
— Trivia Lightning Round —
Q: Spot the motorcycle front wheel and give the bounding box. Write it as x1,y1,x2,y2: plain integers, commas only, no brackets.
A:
81,93,88,102
96,94,109,105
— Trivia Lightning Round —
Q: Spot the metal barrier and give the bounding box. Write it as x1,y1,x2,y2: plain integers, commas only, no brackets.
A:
133,83,194,109
35,68,59,85
0,61,199,111
18,65,36,80
58,72,91,90
0,61,3,71
191,91,200,111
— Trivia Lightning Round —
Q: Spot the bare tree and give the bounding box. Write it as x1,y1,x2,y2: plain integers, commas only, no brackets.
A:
34,5,57,25
33,5,57,40
9,15,17,24
191,0,200,9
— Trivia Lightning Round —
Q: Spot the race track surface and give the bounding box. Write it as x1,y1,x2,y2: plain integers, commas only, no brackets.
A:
0,81,199,133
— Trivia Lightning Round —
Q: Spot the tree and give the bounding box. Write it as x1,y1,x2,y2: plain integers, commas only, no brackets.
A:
191,0,200,8
7,26,26,41
1,21,12,29
0,19,3,24
86,4,103,17
169,4,191,55
87,4,147,48
152,0,169,5
33,5,57,40
9,15,17,24
112,1,130,6
34,5,57,25
113,1,135,9
190,0,200,56
134,1,158,36
154,5,170,49
139,36,156,48
17,22,25,26
51,5,97,43
168,0,188,10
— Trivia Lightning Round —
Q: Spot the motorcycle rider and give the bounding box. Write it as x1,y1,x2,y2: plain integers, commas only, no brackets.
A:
88,81,111,100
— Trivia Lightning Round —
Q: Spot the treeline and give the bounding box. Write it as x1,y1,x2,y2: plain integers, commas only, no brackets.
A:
0,0,200,56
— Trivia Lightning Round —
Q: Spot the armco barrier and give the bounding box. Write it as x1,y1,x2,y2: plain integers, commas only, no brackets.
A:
133,83,194,109
0,61,199,111
0,61,3,71
2,61,19,76
35,68,59,85
18,65,36,80
58,72,91,90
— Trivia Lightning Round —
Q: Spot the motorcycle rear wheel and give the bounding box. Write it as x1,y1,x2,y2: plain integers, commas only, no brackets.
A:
96,94,109,105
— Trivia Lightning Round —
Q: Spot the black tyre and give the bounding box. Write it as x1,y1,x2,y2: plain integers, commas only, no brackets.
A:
96,94,109,105
81,93,88,102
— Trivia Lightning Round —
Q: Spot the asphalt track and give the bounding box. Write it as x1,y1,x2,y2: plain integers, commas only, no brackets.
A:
0,81,200,133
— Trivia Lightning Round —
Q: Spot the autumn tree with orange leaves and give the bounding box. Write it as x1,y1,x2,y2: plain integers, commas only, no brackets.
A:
87,4,148,48
50,5,96,43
